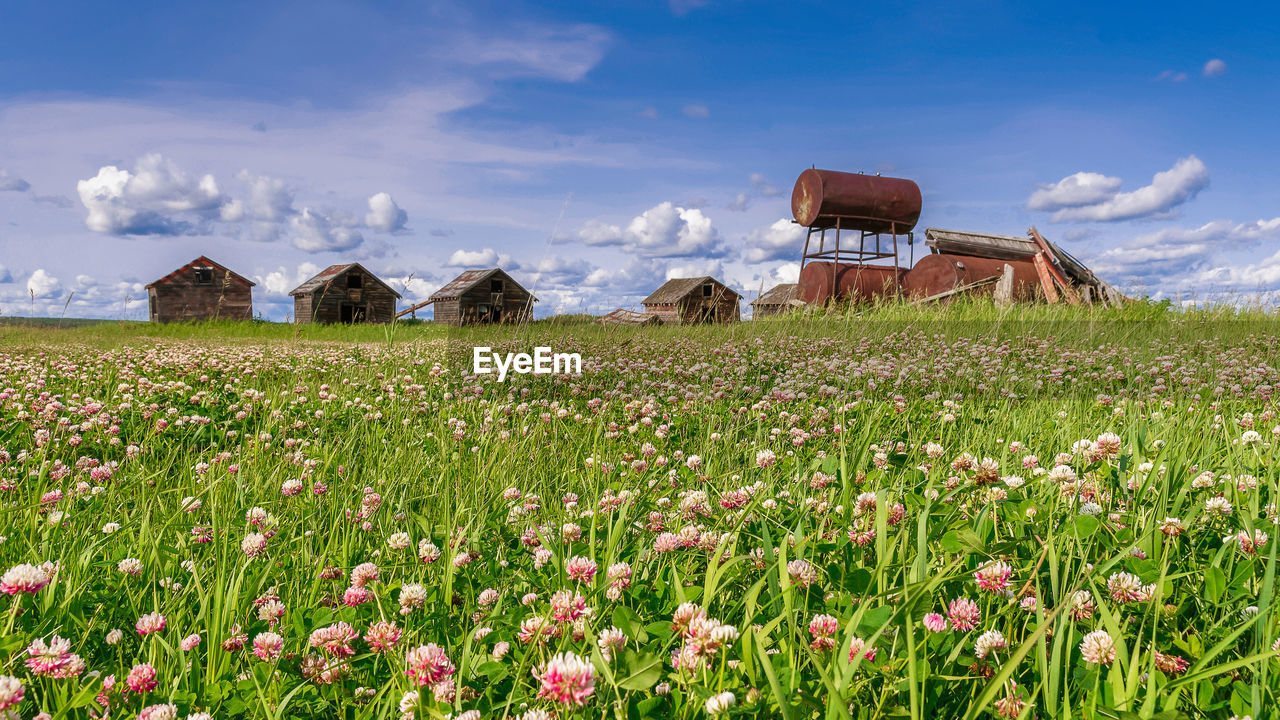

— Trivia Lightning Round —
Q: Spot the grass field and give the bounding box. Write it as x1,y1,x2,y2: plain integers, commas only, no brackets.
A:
1,301,1277,719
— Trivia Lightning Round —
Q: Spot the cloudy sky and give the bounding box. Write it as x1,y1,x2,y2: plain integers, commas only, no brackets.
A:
2,0,1278,320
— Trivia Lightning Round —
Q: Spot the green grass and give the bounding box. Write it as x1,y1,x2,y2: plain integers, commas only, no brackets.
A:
0,299,1276,719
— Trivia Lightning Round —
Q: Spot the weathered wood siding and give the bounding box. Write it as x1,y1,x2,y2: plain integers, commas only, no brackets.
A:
678,293,740,324
644,287,740,324
752,304,789,318
297,267,398,324
292,296,313,324
642,304,682,324
150,268,252,323
434,278,535,325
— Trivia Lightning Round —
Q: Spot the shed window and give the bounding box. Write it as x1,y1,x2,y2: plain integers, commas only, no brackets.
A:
194,267,213,285
490,278,504,293
347,274,363,289
702,284,713,297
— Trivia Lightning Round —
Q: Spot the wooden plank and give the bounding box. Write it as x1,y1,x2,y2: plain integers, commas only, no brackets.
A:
910,275,1000,305
1032,252,1059,304
1028,227,1081,305
396,298,434,319
925,228,1038,262
993,263,1015,306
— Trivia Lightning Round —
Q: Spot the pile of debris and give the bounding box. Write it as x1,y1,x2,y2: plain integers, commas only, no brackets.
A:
921,226,1126,306
597,308,659,326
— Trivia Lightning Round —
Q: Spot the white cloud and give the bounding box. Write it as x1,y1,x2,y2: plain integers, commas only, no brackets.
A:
446,24,610,83
1203,58,1227,77
523,255,593,288
744,218,805,262
665,258,725,280
27,269,61,298
446,248,512,267
77,154,226,235
1027,172,1123,211
393,274,441,300
639,106,660,120
771,262,801,284
73,154,406,253
238,171,294,222
727,193,750,212
1131,218,1280,247
1156,70,1188,83
1032,156,1209,222
682,104,710,119
669,0,713,16
255,262,321,297
365,192,408,233
577,201,727,258
0,170,30,192
290,208,363,253
749,173,782,197
1091,217,1280,284
582,257,666,294
0,265,10,283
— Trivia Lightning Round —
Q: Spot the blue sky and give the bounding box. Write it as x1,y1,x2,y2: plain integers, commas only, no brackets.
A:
2,0,1278,319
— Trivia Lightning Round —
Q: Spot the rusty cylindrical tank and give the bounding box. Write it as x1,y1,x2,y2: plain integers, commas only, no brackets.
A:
798,262,903,305
901,254,1040,301
791,169,923,233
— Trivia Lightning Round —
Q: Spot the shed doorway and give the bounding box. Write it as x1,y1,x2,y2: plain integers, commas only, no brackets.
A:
340,304,367,323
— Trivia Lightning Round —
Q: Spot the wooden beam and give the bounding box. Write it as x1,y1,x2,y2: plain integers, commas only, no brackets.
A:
1028,227,1081,305
1032,252,1059,304
395,298,434,319
910,275,1000,305
993,263,1015,306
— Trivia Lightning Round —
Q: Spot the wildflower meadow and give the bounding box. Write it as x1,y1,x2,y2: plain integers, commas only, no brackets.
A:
1,305,1278,719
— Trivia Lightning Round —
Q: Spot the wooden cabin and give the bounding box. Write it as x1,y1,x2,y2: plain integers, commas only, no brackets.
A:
289,263,401,324
641,276,741,324
428,268,536,326
751,283,802,318
146,256,254,323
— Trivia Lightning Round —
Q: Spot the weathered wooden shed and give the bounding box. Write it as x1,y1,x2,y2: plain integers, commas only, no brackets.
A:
146,256,254,323
428,268,536,325
641,276,741,324
289,263,401,324
751,283,803,318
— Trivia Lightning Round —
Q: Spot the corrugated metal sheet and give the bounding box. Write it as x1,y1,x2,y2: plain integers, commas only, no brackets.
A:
429,268,500,300
428,268,536,302
289,263,402,298
147,256,255,289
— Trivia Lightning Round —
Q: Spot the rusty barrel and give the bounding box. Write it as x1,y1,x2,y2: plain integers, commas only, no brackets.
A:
791,169,922,233
798,262,903,305
901,254,1039,301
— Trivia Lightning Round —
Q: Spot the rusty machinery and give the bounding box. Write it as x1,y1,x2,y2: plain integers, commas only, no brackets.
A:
791,168,921,305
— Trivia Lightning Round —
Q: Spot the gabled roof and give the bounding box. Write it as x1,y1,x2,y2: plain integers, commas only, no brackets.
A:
146,256,255,289
642,276,740,305
428,268,536,302
751,283,801,307
289,263,402,298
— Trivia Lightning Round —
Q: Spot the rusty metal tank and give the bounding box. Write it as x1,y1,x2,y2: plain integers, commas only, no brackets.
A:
798,262,903,305
791,169,922,233
901,254,1039,301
